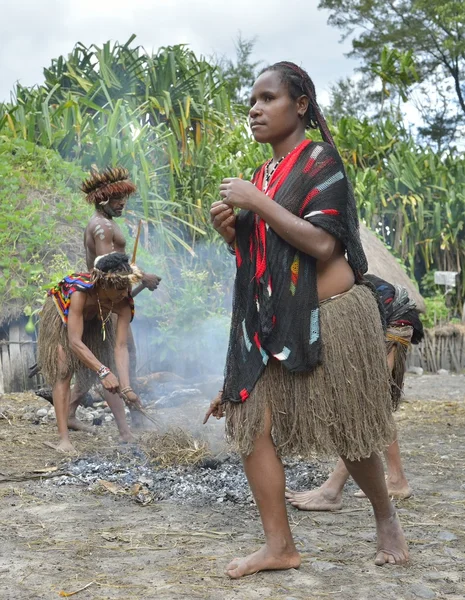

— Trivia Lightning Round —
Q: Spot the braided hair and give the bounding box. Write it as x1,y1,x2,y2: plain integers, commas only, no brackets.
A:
259,61,368,281
260,61,334,144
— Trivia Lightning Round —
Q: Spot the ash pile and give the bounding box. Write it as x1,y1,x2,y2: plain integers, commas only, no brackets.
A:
35,371,330,505
47,446,329,506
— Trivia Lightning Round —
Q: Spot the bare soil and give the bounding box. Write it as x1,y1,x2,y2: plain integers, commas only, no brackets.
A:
0,373,464,600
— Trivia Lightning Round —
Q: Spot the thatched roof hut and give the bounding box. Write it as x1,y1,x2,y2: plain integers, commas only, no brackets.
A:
0,183,86,393
360,223,426,313
0,139,88,392
0,189,87,330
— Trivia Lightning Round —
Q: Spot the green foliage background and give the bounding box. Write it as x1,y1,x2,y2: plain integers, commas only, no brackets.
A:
1,33,465,358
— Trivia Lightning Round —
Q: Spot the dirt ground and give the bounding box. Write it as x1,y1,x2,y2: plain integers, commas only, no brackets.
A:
0,373,464,600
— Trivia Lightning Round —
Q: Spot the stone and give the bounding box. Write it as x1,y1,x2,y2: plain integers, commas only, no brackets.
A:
407,366,424,375
311,560,342,572
438,530,458,542
76,406,94,421
409,584,436,599
104,415,113,422
359,531,376,542
442,547,463,559
427,571,461,583
36,408,48,417
437,368,449,375
332,528,349,536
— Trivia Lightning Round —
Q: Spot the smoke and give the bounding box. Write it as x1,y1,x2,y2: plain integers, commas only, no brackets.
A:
129,239,235,446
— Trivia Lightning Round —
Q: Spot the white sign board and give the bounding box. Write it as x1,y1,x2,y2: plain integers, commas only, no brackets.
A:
434,271,458,287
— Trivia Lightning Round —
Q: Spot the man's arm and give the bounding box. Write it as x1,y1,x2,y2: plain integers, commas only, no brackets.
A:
67,292,120,392
67,293,103,371
112,302,132,389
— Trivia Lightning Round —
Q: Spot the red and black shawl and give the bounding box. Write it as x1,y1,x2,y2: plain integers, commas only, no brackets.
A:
223,139,368,403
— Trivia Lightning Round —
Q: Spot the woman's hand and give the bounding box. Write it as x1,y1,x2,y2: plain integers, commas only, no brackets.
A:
101,372,120,394
219,178,260,211
210,201,236,244
203,391,225,424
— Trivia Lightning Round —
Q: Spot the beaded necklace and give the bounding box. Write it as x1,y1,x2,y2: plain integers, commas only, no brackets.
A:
262,143,302,192
97,294,113,341
263,157,285,191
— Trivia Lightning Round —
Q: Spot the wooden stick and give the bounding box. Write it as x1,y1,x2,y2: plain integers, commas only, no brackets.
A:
131,219,142,264
119,392,158,427
59,581,96,597
136,406,159,427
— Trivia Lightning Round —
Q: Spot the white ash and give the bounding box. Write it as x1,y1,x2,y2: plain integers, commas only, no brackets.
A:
47,449,329,505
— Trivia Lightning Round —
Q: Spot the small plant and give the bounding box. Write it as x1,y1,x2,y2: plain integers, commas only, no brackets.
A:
421,294,452,328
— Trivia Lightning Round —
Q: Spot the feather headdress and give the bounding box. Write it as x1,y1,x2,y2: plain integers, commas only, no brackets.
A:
81,167,136,206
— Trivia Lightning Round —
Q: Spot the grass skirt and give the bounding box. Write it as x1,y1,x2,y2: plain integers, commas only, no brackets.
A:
225,284,394,461
37,295,115,390
386,325,413,410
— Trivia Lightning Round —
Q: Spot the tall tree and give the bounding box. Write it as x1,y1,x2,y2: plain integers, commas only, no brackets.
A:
319,0,465,135
216,34,261,104
325,76,374,121
325,48,417,127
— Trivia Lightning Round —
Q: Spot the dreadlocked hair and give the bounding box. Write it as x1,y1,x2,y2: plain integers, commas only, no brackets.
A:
91,252,143,289
81,167,136,207
260,61,367,282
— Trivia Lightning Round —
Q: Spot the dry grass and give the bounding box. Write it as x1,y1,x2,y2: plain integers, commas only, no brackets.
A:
142,428,211,468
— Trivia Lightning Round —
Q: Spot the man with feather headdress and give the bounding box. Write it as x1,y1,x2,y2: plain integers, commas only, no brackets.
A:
67,167,161,431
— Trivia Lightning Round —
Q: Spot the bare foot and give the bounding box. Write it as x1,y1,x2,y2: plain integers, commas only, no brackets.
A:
226,545,301,579
44,440,77,454
285,487,343,511
374,510,409,566
355,479,412,500
67,416,95,434
385,477,412,499
119,430,137,444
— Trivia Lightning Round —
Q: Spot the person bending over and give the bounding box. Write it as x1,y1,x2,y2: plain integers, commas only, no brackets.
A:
37,252,143,453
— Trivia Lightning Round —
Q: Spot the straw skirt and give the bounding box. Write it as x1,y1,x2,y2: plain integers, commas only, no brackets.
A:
225,284,394,461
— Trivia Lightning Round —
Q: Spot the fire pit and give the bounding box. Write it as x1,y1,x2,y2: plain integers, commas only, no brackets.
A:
46,444,330,506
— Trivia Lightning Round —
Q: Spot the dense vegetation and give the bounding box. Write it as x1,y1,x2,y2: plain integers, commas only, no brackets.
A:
0,138,88,325
1,29,464,347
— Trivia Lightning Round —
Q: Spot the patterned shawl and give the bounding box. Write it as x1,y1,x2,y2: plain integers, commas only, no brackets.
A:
223,139,368,403
48,273,135,325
